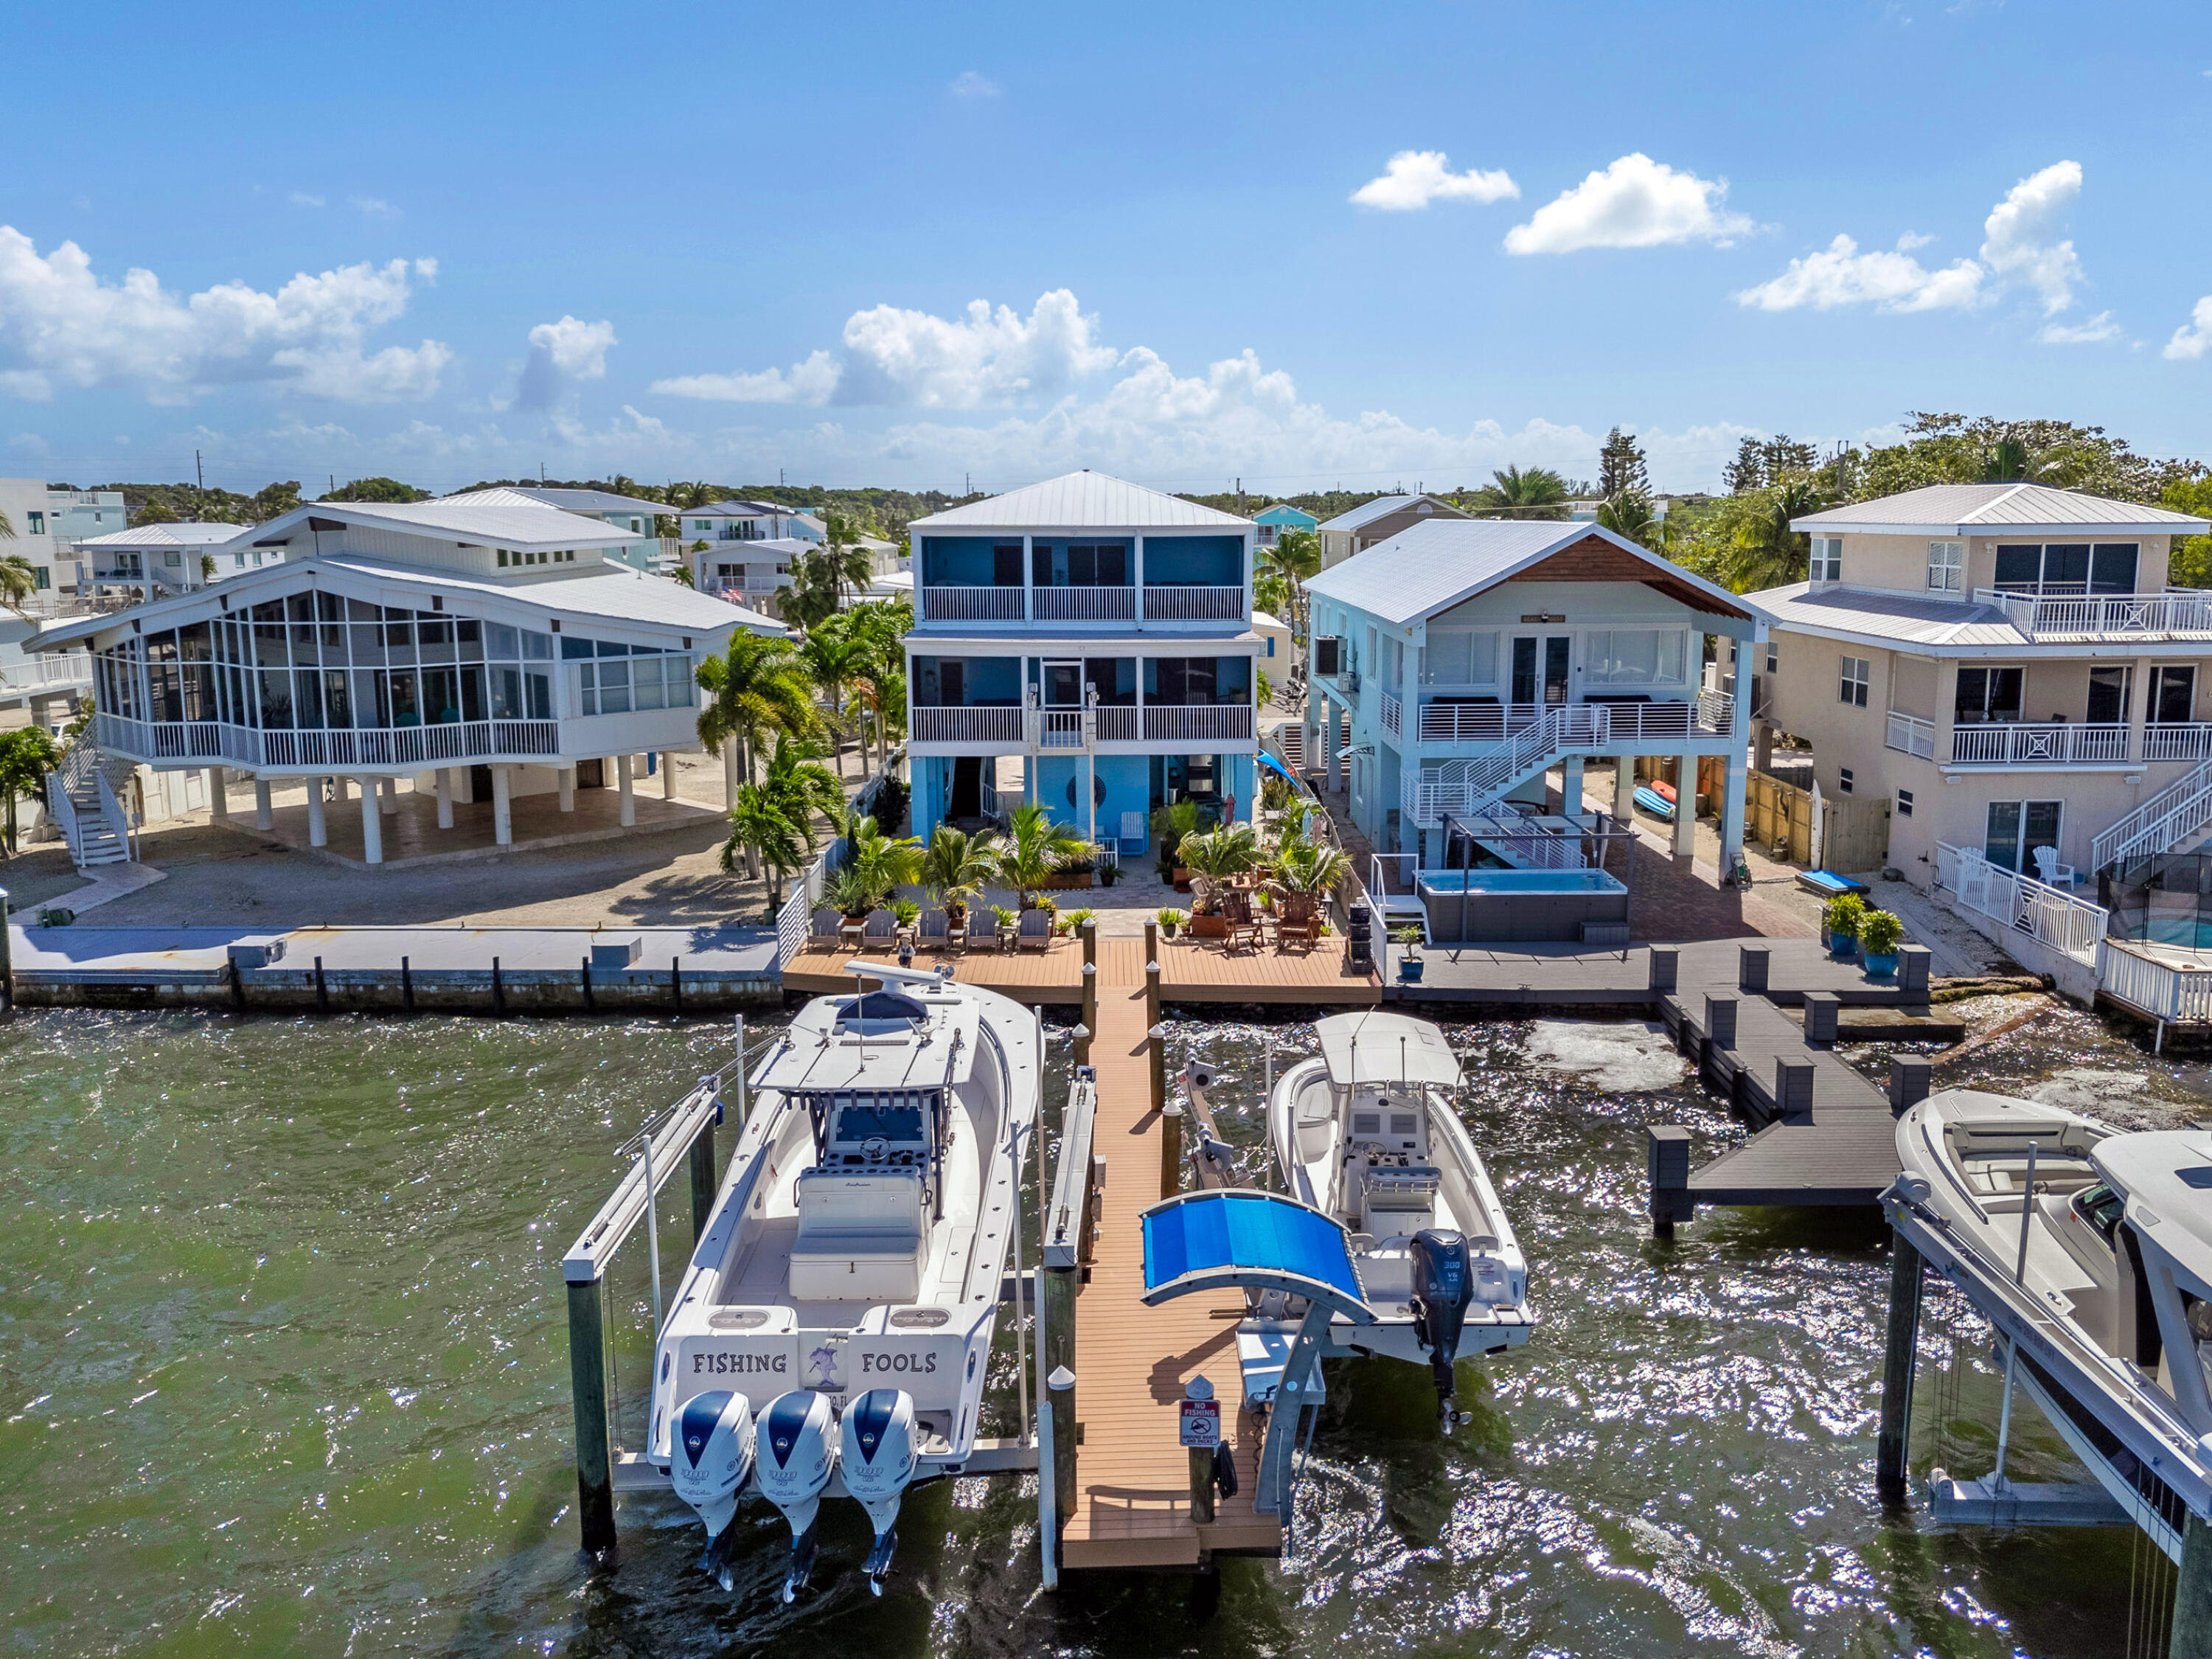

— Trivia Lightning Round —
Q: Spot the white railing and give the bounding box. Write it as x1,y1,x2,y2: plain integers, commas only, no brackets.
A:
919,585,1023,622
94,712,561,770
1696,689,1734,731
1458,810,1589,870
2100,941,2212,1027
911,706,1025,745
1975,587,2212,639
2143,724,2212,763
0,653,93,694
1416,703,1548,744
1093,706,1139,742
1936,841,2107,963
44,771,82,861
1141,704,1254,743
776,841,846,969
1412,698,1722,745
1038,710,1088,749
1886,711,1938,759
1141,585,1245,622
1948,722,2129,766
2091,759,2212,870
1033,586,1135,622
1380,689,1402,740
1402,703,1599,826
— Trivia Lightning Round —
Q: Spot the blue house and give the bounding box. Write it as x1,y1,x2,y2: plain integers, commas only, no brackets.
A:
1301,520,1770,875
905,471,1260,858
1251,503,1318,549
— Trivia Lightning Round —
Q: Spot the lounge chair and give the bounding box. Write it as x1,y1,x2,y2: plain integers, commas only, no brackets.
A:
809,907,843,951
916,908,952,951
1017,908,1054,951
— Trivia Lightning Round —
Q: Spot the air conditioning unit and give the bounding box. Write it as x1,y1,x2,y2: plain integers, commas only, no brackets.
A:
1314,636,1341,677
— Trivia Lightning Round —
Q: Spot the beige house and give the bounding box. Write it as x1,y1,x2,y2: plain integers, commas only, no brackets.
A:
1315,493,1470,569
1750,483,2212,887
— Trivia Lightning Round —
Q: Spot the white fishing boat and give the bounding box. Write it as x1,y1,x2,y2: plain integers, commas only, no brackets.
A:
650,962,1040,1599
1266,1010,1533,1430
1891,1087,2212,1551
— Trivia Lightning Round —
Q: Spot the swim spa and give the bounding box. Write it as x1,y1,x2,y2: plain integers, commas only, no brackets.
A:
1417,866,1631,944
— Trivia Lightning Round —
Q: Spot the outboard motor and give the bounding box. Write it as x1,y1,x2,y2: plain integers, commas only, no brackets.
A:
1409,1228,1476,1433
669,1391,758,1589
839,1388,918,1596
755,1391,838,1602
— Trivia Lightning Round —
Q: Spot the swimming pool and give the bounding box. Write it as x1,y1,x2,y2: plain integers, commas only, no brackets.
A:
1417,869,1628,895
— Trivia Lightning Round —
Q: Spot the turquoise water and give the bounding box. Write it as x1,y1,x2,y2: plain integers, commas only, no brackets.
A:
1417,870,1628,894
1,1001,2202,1655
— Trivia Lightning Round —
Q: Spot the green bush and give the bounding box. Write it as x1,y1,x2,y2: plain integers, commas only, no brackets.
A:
1823,891,1866,939
1858,909,1905,955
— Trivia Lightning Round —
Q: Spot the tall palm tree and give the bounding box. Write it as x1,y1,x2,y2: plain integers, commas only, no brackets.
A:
1596,490,1669,553
818,510,878,607
760,732,845,837
785,550,846,632
1257,527,1321,637
1718,476,1827,593
992,802,1088,909
799,623,870,777
1469,465,1570,519
919,824,999,922
723,782,809,908
0,726,60,852
0,507,30,619
695,630,818,835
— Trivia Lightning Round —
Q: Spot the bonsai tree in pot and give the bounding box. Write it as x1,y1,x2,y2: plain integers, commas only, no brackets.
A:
1823,891,1866,959
1859,908,1905,978
1393,925,1426,982
921,824,998,931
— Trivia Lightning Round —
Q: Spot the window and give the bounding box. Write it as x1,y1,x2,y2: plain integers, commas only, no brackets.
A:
234,552,247,569
2087,664,2133,724
1839,767,1854,793
1839,655,1870,707
1955,666,2024,724
1421,630,1497,685
26,511,43,534
1766,643,1778,675
497,550,509,568
1585,628,1687,686
1926,540,1963,593
1811,536,1842,582
1985,799,2062,872
1896,788,1913,818
33,565,49,590
1993,541,2138,596
163,550,180,566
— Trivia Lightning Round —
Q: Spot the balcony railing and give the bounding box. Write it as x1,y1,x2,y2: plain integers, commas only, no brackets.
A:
919,585,1025,622
1949,721,2129,766
1140,585,1245,622
2143,723,2212,763
1034,586,1136,622
1038,709,1088,748
1412,698,1727,745
908,703,1248,747
1886,712,1937,759
1975,586,2212,639
1093,706,1139,742
910,706,1025,745
95,712,563,770
0,653,94,695
1141,704,1253,743
1380,688,1402,740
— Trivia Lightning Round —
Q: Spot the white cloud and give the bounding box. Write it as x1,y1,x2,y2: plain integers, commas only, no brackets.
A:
949,70,999,97
512,315,617,411
0,227,451,404
1979,160,2083,316
2166,296,2212,361
1350,150,1518,211
2036,310,2121,345
654,289,1119,408
290,192,325,209
1503,153,1753,254
1734,234,1984,313
351,195,400,218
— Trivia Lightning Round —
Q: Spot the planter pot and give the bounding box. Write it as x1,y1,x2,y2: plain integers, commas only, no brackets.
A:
1829,931,1859,959
1161,924,1180,940
1173,869,1193,891
1399,957,1425,984
1863,950,1899,979
1189,914,1231,939
1038,871,1093,891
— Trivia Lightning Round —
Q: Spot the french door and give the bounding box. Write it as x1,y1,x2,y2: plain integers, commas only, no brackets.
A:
1984,799,2062,873
1511,636,1571,706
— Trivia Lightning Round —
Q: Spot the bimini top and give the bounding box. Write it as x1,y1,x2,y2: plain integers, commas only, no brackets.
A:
1140,1190,1371,1317
1313,1011,1462,1089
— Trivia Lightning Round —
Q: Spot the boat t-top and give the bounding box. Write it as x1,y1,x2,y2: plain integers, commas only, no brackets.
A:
1267,1010,1533,1429
1892,1087,2212,1552
650,962,1040,1600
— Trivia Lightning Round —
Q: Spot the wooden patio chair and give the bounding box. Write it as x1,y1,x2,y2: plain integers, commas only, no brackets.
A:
916,908,951,951
1220,888,1261,953
1273,890,1321,952
1017,908,1055,952
809,907,843,951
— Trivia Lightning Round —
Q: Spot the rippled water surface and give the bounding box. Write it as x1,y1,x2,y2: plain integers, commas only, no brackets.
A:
4,998,2208,1656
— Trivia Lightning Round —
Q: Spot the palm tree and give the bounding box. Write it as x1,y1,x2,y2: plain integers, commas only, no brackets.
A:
818,510,878,606
841,812,924,908
695,633,818,873
1257,527,1321,637
920,824,999,924
723,782,809,908
1717,476,1827,593
785,550,846,632
1175,821,1260,911
760,733,845,835
0,505,31,619
1596,490,1666,552
1468,465,1570,519
992,801,1088,909
0,726,60,852
799,623,870,777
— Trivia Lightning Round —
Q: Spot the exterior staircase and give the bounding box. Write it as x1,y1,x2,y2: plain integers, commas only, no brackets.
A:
1402,703,1604,830
2092,759,2212,872
45,740,136,870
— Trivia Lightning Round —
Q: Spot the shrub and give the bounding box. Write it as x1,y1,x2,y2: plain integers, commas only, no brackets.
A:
1823,891,1866,939
870,775,910,833
891,899,921,928
1859,909,1905,955
992,905,1019,928
1064,908,1096,931
1157,907,1186,929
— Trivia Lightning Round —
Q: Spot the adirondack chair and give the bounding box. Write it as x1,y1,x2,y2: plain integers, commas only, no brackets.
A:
1220,887,1262,953
861,908,900,945
2031,844,2076,888
915,908,952,951
1017,907,1055,951
809,906,843,950
1273,889,1322,951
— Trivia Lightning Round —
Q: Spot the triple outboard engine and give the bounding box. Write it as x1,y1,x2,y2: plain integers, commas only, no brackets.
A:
839,1388,919,1596
755,1390,839,1602
1409,1228,1477,1433
669,1391,758,1589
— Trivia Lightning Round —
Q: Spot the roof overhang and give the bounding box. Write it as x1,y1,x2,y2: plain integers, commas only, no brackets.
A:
1790,518,2202,538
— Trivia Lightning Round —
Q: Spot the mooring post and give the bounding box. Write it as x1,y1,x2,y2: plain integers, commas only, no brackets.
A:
1049,1364,1077,1538
491,956,506,1017
1875,1228,1924,1503
1738,943,1769,993
1146,959,1165,1115
670,956,683,1018
1646,1124,1692,1239
400,953,414,1012
1077,963,1097,1067
1186,1376,1217,1526
1703,994,1738,1051
1803,990,1840,1047
566,1275,617,1558
580,957,594,1012
314,955,329,1015
1889,1057,1930,1116
2173,1514,2212,1658
0,885,13,1012
227,956,244,1010
1647,945,1677,994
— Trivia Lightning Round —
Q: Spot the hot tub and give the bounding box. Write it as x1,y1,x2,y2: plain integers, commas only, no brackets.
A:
1416,867,1629,944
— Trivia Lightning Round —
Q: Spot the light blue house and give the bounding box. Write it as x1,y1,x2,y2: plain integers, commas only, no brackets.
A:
1251,503,1317,549
904,471,1260,858
446,487,669,572
1301,520,1770,878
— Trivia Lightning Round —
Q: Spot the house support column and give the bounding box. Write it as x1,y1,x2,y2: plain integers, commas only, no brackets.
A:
1613,754,1636,821
306,777,327,847
1324,695,1340,794
436,768,454,829
616,756,636,827
1671,763,1697,862
333,775,349,804
379,777,397,816
492,765,513,846
206,768,228,821
359,780,383,865
661,752,678,801
1561,754,1585,817
253,778,272,830
1723,639,1754,874
1753,722,1774,773
558,768,575,812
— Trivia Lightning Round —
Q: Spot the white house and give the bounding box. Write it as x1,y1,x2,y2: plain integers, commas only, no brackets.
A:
77,522,267,601
0,479,127,601
26,496,783,865
679,498,818,546
445,485,669,572
1315,493,1471,570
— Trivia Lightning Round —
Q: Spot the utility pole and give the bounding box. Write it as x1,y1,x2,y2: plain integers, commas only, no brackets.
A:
195,449,204,493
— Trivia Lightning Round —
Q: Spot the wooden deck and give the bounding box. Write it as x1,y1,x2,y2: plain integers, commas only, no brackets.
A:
785,933,1378,1006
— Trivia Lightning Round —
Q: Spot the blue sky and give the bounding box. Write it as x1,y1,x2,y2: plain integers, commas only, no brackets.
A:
3,0,2208,496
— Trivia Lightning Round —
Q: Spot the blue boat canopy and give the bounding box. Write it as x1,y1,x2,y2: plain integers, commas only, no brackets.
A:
1141,1191,1373,1321
1256,751,1297,782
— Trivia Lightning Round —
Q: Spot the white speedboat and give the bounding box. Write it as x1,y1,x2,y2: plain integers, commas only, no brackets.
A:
1267,1011,1533,1430
650,962,1040,1599
1892,1088,2212,1551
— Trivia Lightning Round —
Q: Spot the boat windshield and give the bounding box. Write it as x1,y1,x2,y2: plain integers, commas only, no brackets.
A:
2070,1182,2126,1242
838,1102,925,1141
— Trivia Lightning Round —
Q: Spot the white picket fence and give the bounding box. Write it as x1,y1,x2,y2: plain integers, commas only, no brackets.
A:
1935,841,2107,964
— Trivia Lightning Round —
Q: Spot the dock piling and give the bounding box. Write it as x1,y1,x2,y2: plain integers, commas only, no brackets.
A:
565,1276,618,1559
580,957,594,1011
0,886,12,1011
491,956,505,1016
1048,1365,1077,1537
670,956,683,1018
1186,1377,1217,1526
1646,1125,1694,1238
2174,1514,2212,1658
1738,944,1769,992
1703,994,1738,1051
1889,1057,1930,1115
400,954,414,1012
1898,945,1932,995
689,1118,716,1239
1803,991,1839,1046
1773,1058,1815,1121
1875,1230,1924,1503
314,955,329,1014
1648,946,1677,993
226,956,243,1010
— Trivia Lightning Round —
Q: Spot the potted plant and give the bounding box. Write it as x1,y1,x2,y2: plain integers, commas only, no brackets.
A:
891,898,922,932
992,904,1020,950
1859,908,1905,979
1394,925,1425,983
1158,906,1186,940
1099,860,1120,888
1823,891,1865,959
1062,907,1096,939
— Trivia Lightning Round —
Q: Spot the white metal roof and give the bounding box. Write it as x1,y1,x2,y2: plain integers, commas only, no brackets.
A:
73,521,248,550
1316,493,1459,534
1794,483,2208,538
242,498,644,552
1303,518,1762,627
445,485,669,517
911,470,1251,532
696,536,811,561
1750,582,2026,647
1314,1011,1462,1088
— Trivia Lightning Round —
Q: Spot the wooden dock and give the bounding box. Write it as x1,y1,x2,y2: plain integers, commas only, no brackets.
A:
785,933,1379,1006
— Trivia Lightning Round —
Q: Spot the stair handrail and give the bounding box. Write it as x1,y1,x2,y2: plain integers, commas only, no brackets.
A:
94,767,138,863
44,771,83,864
1417,702,1607,824
2091,757,2212,870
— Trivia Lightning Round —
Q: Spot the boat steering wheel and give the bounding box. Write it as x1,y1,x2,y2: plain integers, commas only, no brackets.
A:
863,1136,890,1164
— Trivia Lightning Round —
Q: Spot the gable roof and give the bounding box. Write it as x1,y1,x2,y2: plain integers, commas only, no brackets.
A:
73,521,249,550
1252,504,1317,527
445,485,667,517
1794,483,2208,538
1304,519,1761,627
681,498,793,518
1316,493,1464,534
911,470,1251,531
244,497,641,552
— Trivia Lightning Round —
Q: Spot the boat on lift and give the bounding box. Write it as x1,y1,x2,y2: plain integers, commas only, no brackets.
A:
649,961,1040,1599
1891,1087,2212,1551
1266,1010,1533,1430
